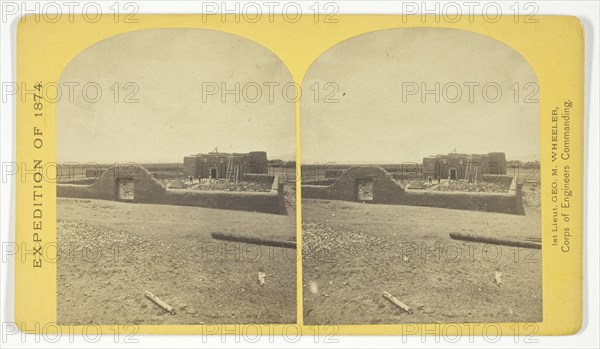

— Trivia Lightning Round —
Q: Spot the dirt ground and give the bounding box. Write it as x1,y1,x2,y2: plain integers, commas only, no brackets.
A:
57,198,296,325
301,199,542,325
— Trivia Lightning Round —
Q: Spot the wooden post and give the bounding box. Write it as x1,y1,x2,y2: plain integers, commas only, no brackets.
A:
449,232,541,249
382,291,413,314
145,291,176,314
211,232,297,249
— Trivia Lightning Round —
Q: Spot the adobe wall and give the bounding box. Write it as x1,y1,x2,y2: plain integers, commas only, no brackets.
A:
182,152,269,179
57,165,163,201
488,152,507,174
303,166,405,203
162,189,281,214
302,166,524,215
247,151,269,174
423,152,507,180
401,190,523,215
183,157,198,178
57,164,285,214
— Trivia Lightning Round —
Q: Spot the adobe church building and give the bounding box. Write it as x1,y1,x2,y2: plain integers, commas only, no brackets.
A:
422,152,507,182
183,150,268,181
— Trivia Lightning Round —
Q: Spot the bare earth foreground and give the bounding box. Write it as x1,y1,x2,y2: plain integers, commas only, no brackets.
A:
302,199,542,325
57,198,296,325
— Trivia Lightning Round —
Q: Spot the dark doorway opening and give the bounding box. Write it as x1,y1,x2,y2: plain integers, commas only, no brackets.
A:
117,179,134,201
357,179,374,202
449,169,457,180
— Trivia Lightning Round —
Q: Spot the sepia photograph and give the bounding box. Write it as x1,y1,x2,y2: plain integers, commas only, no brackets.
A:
55,29,297,325
5,2,595,345
300,28,542,325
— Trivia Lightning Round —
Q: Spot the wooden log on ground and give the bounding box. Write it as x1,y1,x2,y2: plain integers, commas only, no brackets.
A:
382,291,413,314
145,291,176,314
211,232,296,249
449,232,541,249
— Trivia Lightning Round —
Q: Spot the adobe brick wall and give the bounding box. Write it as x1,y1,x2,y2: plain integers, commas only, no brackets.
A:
57,164,285,214
401,190,523,215
303,166,405,202
183,151,269,179
57,184,94,199
302,166,524,215
162,189,281,214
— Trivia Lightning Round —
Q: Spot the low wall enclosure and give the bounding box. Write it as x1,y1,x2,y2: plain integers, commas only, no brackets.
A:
302,166,524,215
57,164,285,214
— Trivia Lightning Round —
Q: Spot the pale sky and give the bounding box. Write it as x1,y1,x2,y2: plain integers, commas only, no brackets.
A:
301,28,540,164
57,28,295,163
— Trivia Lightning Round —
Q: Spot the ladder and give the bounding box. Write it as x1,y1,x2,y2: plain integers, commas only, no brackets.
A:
225,156,239,182
465,155,473,182
465,155,476,183
225,156,234,181
465,155,471,182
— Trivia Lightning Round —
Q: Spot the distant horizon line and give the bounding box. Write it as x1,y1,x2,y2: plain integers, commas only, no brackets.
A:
55,157,539,166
